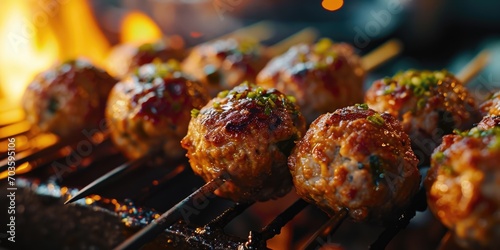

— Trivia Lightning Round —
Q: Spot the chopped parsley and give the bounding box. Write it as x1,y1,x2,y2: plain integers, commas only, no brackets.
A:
134,59,182,82
367,113,385,126
355,103,369,110
191,108,200,118
213,82,300,116
432,151,445,162
381,69,451,111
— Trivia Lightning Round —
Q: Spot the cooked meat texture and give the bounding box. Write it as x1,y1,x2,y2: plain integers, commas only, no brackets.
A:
477,115,500,130
106,61,209,160
288,105,420,224
257,38,365,124
128,39,186,73
106,38,186,78
182,38,269,97
480,91,500,116
22,59,117,137
365,70,480,163
181,84,306,202
425,124,500,248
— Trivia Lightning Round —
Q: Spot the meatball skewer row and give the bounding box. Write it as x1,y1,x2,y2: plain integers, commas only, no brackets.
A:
291,50,492,248
175,40,404,203
64,29,318,204
118,38,405,247
111,40,406,249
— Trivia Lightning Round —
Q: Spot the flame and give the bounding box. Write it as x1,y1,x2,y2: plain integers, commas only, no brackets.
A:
0,0,110,105
120,11,162,44
322,0,344,11
0,0,58,105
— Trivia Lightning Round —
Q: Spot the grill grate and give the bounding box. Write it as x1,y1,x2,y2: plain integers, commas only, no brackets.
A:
0,106,436,249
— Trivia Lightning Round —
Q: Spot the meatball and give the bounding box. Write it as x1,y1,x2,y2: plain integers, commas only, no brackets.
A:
106,60,210,160
182,38,269,97
425,122,500,248
480,91,500,116
106,37,186,78
477,115,500,130
128,39,186,73
181,83,306,202
22,59,117,137
365,70,480,164
257,38,365,124
288,105,420,223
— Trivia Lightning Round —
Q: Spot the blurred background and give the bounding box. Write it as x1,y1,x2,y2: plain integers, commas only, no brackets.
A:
1,0,500,107
1,0,500,249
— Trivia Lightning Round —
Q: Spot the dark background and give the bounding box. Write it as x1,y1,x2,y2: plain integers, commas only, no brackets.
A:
92,0,500,93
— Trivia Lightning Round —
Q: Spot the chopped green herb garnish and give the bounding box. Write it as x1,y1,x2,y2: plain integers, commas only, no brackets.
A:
442,165,454,175
432,151,445,162
191,108,200,118
217,90,229,98
367,113,385,126
417,98,426,110
489,136,500,150
355,103,369,110
382,77,392,85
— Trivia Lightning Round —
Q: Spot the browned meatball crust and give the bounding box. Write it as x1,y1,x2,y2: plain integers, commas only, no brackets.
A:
182,38,269,97
22,59,117,137
425,122,500,249
106,61,209,160
480,91,500,116
128,39,186,73
477,115,500,130
365,70,480,163
288,105,420,223
181,83,306,202
257,38,365,124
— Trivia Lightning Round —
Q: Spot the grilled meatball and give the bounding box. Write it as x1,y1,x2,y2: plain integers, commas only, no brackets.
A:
365,70,480,163
257,38,365,124
22,59,117,137
106,37,186,78
425,122,500,248
181,83,306,202
182,38,269,97
480,91,500,116
106,61,209,160
128,39,186,73
477,115,500,130
288,105,420,223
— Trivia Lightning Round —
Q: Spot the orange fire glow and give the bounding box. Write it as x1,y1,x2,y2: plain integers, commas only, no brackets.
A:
120,11,162,44
322,0,344,11
0,0,110,105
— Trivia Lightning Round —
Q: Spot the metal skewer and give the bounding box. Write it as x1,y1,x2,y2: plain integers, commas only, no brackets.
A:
114,174,228,250
64,151,156,204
